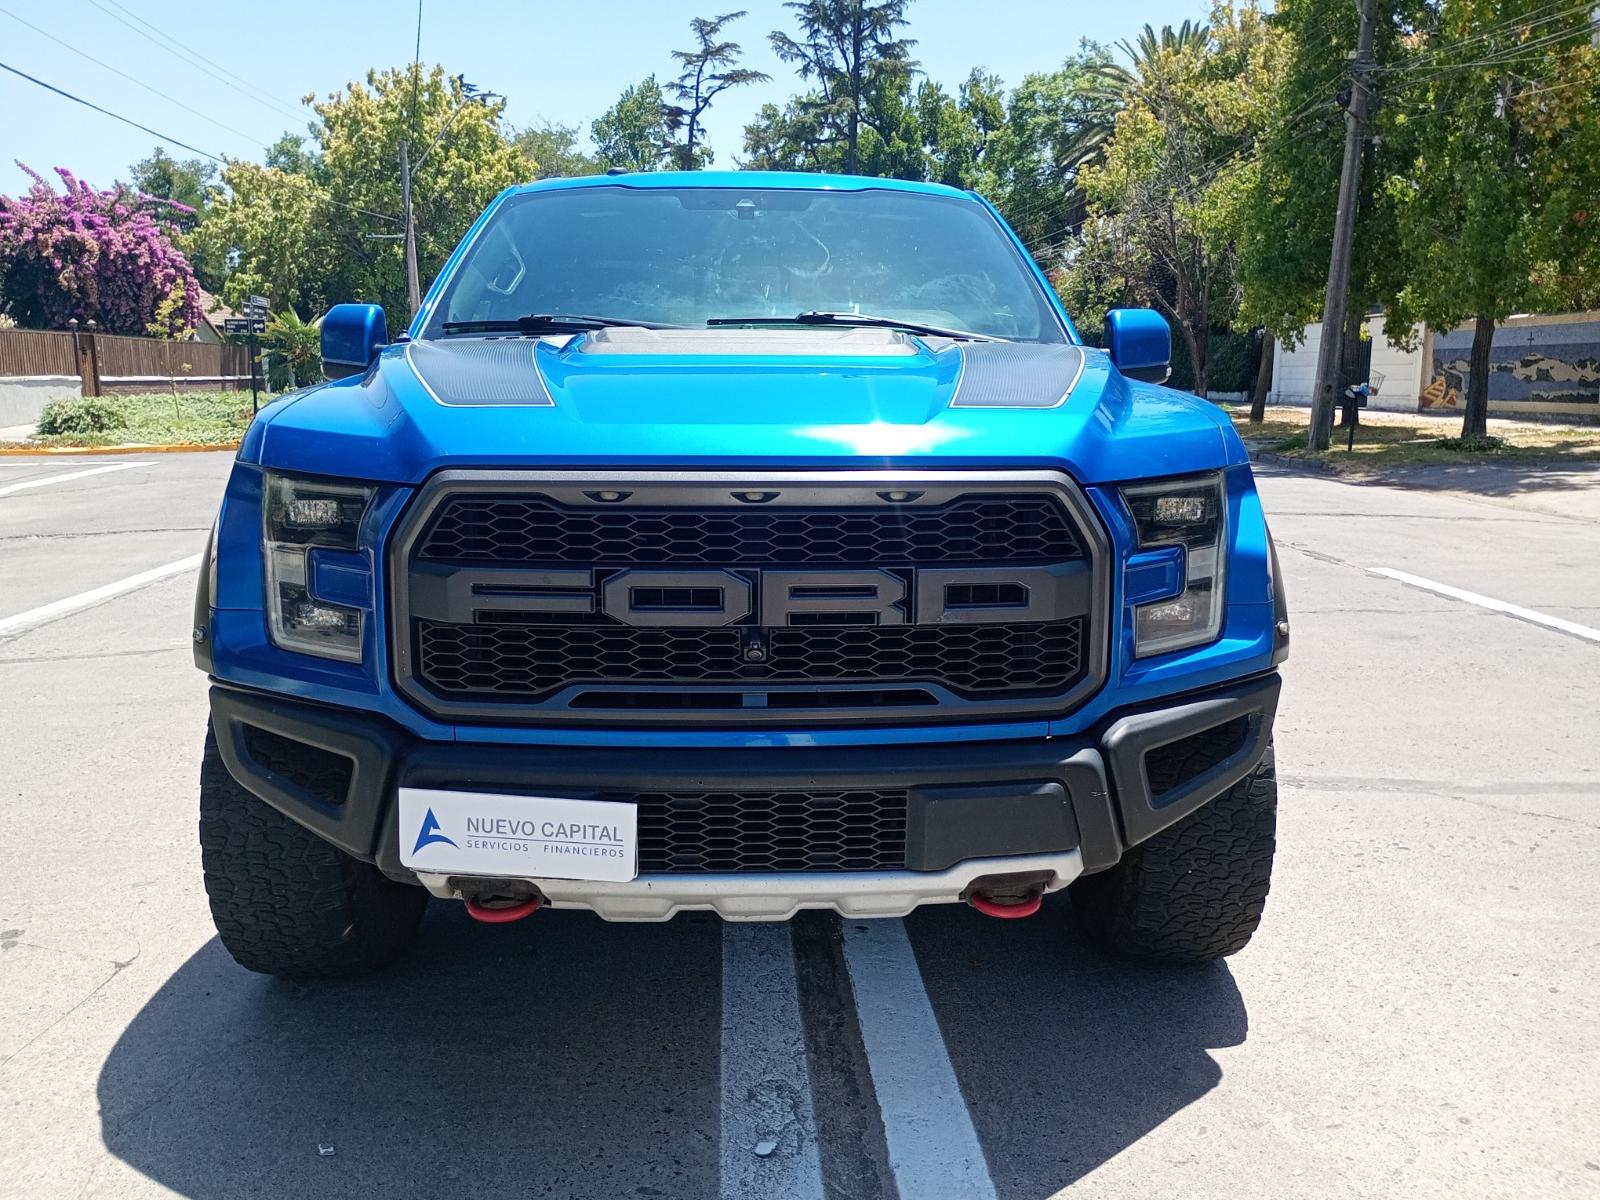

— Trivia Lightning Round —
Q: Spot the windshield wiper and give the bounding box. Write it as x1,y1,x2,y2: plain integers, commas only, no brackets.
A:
442,313,686,335
706,311,1001,341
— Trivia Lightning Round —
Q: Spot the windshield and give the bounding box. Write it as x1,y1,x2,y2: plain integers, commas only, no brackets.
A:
424,185,1066,343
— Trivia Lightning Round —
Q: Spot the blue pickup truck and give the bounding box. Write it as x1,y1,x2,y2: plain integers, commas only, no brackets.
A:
192,171,1287,978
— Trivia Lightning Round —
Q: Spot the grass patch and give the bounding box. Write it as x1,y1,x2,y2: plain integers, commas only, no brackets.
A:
14,390,270,448
1227,405,1600,472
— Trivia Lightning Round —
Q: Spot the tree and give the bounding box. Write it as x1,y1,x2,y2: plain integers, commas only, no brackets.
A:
669,12,770,169
592,77,676,172
977,49,1122,250
0,165,200,335
129,146,227,291
187,161,328,318
768,0,917,173
1383,0,1600,438
192,65,524,330
128,147,215,222
1061,4,1283,394
1233,0,1417,424
513,119,600,179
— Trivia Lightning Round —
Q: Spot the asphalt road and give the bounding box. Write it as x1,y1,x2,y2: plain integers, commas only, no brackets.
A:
1,451,1596,1200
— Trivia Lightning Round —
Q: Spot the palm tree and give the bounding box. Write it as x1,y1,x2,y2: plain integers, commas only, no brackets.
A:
1069,21,1213,175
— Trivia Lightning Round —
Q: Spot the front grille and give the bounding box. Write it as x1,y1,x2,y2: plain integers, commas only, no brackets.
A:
625,788,909,872
417,617,1086,701
415,494,1084,566
392,474,1106,725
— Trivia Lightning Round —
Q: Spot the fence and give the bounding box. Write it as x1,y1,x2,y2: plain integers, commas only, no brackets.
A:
0,327,254,395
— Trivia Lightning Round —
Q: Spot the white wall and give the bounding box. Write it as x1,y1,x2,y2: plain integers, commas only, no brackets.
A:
0,376,80,426
1269,315,1425,412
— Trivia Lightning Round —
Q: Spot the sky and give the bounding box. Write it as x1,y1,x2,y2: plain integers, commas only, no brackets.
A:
0,0,1213,197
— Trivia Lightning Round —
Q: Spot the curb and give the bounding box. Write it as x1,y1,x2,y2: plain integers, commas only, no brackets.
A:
0,441,240,457
1246,447,1339,474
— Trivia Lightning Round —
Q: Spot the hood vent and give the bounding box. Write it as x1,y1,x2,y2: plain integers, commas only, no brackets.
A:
579,326,921,357
950,343,1086,409
405,339,555,407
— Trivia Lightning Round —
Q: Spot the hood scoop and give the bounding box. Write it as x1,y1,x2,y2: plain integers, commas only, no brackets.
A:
579,325,921,357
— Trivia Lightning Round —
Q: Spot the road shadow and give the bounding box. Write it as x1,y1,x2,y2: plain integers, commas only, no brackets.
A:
1255,455,1600,499
96,904,722,1200
905,895,1250,1199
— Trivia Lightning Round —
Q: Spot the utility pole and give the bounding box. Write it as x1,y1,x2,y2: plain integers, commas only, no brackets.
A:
399,139,422,320
1308,0,1379,452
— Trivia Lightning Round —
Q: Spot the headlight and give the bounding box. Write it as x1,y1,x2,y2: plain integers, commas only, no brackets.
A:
1121,472,1227,657
263,473,374,661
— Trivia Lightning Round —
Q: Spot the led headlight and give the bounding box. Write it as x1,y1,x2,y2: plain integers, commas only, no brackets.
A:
263,473,374,661
1122,472,1227,657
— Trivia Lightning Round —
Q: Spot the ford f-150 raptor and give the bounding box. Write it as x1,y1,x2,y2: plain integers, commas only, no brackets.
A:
192,171,1288,978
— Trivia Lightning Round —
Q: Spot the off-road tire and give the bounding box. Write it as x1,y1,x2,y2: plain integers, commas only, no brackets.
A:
1069,747,1276,963
199,724,427,979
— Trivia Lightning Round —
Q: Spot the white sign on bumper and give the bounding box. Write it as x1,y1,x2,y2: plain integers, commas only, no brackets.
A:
398,787,638,882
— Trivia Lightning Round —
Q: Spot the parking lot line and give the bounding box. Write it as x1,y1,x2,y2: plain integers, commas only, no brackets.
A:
0,461,152,498
719,922,825,1200
0,553,201,639
1370,567,1600,644
841,919,998,1200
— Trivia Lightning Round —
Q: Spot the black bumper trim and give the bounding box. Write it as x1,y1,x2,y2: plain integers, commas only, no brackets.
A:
206,672,1279,882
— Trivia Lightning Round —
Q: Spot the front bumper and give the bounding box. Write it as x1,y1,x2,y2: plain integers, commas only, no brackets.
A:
208,671,1280,921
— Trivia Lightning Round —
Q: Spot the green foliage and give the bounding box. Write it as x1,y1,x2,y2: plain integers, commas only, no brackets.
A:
36,394,126,436
592,76,677,171
29,391,261,447
1234,0,1418,342
513,120,600,179
1061,4,1283,393
976,50,1121,250
765,0,917,174
1383,0,1600,435
191,65,524,332
265,309,322,388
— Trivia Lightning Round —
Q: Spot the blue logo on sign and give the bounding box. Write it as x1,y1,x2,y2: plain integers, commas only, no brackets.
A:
412,807,458,854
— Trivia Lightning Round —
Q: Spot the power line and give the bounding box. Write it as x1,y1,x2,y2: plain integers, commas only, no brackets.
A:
0,58,223,161
0,4,272,147
0,57,401,225
81,0,308,125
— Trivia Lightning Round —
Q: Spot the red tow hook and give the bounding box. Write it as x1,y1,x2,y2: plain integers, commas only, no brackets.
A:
969,892,1043,919
465,896,543,924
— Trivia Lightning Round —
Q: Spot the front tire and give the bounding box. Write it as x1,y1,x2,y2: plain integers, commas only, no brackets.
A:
199,724,427,979
1069,747,1277,963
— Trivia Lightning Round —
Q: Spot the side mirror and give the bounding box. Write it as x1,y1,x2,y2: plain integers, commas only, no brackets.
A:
321,303,389,380
1105,308,1171,385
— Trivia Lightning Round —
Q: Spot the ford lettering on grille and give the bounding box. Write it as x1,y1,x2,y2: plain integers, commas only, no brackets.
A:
390,473,1109,726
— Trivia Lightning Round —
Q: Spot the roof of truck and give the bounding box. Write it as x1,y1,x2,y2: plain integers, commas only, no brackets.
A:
506,170,974,200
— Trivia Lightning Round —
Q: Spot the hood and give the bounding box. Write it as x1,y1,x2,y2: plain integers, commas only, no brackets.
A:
247,327,1243,486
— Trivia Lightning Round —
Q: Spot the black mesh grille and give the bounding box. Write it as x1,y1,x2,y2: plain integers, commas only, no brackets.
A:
416,616,1085,701
623,789,909,872
415,494,1083,566
241,725,353,807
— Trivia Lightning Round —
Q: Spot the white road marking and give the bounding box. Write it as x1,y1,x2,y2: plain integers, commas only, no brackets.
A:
719,923,825,1200
0,553,201,639
1370,567,1600,645
842,920,998,1200
0,461,151,497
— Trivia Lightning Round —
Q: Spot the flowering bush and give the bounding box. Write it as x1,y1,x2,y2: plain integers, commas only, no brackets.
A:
0,165,202,336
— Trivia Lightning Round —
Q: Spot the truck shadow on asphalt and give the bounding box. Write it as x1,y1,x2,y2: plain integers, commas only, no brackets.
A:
906,898,1249,1198
96,899,1246,1200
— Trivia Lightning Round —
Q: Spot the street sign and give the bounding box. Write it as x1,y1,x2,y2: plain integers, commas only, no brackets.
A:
223,317,266,335
246,294,270,311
